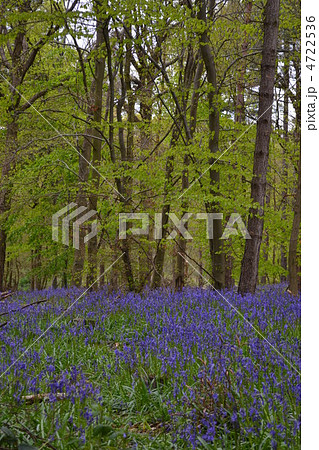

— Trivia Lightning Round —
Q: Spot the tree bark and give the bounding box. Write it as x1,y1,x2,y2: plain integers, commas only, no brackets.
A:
86,13,106,287
136,40,155,290
197,0,225,289
238,0,280,295
151,153,175,289
288,156,301,295
175,49,200,290
226,1,252,288
0,120,17,291
280,40,289,281
71,89,94,286
288,64,301,295
235,1,252,123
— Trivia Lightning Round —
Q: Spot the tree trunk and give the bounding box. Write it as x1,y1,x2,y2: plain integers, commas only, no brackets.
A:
238,0,280,295
197,0,225,289
175,50,200,290
288,152,301,295
87,14,106,287
225,253,235,289
175,156,188,290
287,50,301,296
137,57,155,290
280,40,289,281
260,191,270,284
151,154,174,289
0,119,18,291
117,28,136,292
71,110,93,286
235,1,252,123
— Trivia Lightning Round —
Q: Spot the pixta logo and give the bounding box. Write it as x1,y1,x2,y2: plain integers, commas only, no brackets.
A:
119,213,251,240
52,203,98,249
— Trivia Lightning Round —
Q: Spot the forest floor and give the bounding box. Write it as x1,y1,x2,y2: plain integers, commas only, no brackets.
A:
0,285,300,449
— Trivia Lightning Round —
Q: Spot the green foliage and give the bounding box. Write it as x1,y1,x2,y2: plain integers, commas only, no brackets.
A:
0,0,300,289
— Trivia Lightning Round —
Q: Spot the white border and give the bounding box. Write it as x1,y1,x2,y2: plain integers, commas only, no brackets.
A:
302,0,319,448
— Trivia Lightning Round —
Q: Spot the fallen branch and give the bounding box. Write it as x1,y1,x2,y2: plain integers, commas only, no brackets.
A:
0,291,12,301
0,298,48,317
22,392,67,405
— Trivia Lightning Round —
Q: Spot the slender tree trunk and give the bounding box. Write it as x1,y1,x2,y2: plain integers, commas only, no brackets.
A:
225,253,235,289
288,151,301,296
137,64,154,290
235,1,252,123
30,250,35,291
72,100,93,286
118,29,136,292
0,119,18,291
0,14,26,291
99,262,105,287
62,254,68,288
260,191,270,284
225,1,252,288
175,50,200,290
175,156,189,290
151,153,175,289
52,276,58,289
87,15,106,287
287,54,301,296
107,27,136,291
280,42,290,281
15,260,20,290
197,0,225,289
198,249,204,287
35,250,42,290
272,243,276,285
238,0,280,295
109,250,119,291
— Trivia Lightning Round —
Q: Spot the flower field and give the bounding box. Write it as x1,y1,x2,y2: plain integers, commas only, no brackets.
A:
0,286,300,449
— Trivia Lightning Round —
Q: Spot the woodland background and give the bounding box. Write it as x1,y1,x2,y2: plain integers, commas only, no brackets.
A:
0,0,301,295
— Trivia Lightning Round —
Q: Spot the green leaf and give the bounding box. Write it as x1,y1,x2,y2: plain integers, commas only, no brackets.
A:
92,424,114,437
18,444,39,450
0,426,18,443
